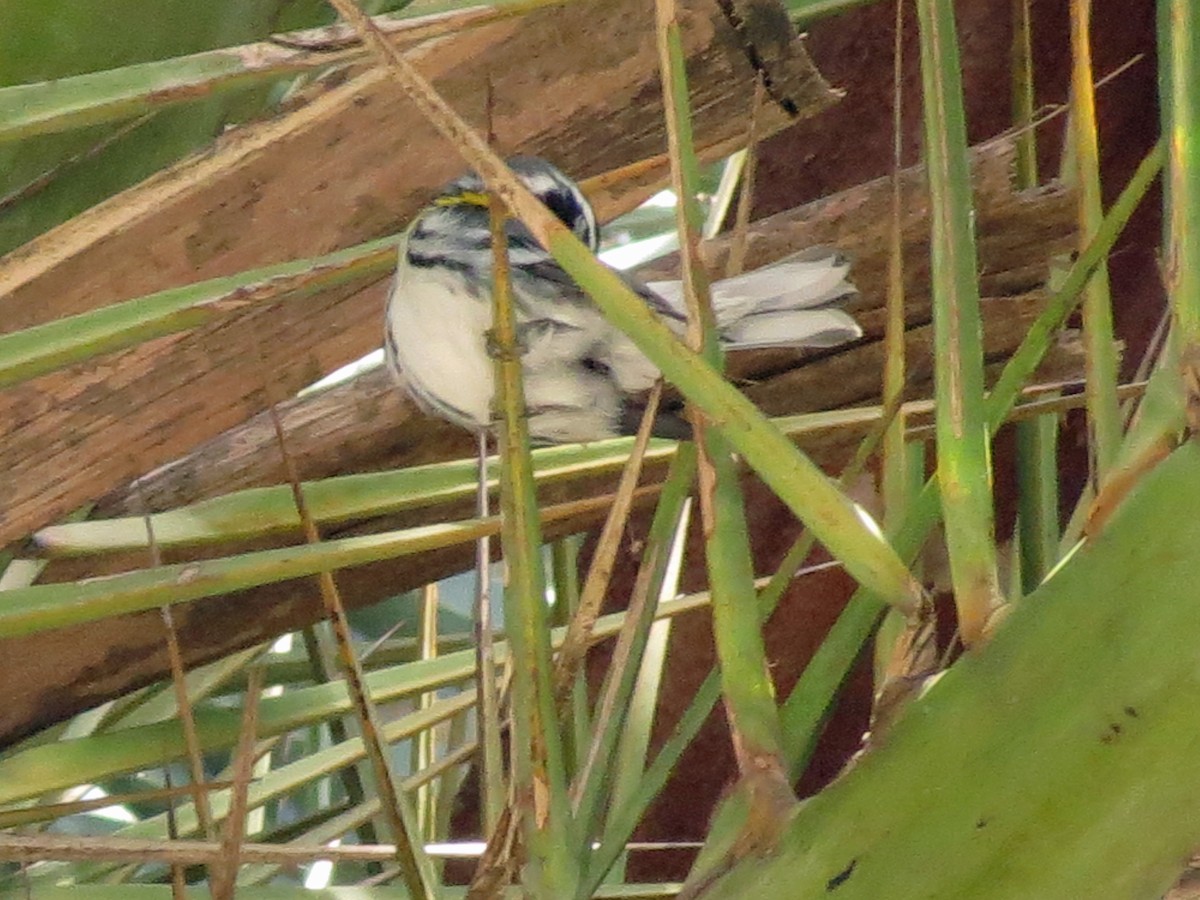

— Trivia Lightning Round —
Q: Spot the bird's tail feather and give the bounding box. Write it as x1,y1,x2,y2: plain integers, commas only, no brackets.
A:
643,247,862,351
719,308,862,350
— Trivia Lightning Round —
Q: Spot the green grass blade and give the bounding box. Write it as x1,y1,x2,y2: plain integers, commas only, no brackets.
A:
916,0,1001,646
702,440,1200,898
0,498,611,639
33,439,676,556
654,0,788,791
1070,0,1123,482
780,136,1165,771
571,445,697,859
483,187,576,891
785,0,879,25
1081,2,1200,544
1161,0,1200,344
0,237,397,390
1010,0,1060,594
1015,413,1060,593
0,2,565,144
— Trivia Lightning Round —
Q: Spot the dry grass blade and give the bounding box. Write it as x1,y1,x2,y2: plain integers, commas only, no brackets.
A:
466,805,521,899
551,381,664,700
882,0,910,525
209,666,264,899
164,769,189,900
136,474,217,845
570,494,691,814
263,388,434,896
0,833,445,867
724,77,766,279
0,781,233,830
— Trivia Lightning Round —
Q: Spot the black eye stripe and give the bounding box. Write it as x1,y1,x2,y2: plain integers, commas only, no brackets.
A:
541,186,581,227
430,158,599,251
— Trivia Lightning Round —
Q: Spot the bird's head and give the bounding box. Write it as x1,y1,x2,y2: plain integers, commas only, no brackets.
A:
436,156,599,252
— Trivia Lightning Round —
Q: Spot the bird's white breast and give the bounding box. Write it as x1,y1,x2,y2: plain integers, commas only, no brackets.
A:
386,263,494,430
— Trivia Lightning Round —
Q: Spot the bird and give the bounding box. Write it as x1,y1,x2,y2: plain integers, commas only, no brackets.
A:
384,156,862,445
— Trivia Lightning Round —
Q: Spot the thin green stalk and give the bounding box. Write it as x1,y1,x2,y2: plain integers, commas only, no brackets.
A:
1011,0,1039,188
1070,0,1123,483
781,136,1165,774
484,191,576,892
571,445,697,860
549,536,591,780
602,618,675,885
1015,414,1060,593
599,515,687,886
1161,0,1200,345
917,0,1001,647
1011,0,1060,593
549,535,590,777
549,537,580,631
654,0,789,790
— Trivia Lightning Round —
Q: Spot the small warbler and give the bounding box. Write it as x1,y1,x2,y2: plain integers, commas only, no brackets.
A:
384,156,861,444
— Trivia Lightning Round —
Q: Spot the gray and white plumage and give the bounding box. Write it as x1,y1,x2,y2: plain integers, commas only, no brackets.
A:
384,156,862,444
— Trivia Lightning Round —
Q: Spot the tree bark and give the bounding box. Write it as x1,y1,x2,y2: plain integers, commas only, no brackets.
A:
0,141,1080,747
0,0,835,551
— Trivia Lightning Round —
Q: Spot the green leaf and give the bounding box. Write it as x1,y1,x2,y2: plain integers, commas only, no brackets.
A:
705,441,1200,898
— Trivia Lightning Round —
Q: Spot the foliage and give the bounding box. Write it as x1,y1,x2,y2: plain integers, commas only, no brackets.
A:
0,0,1193,897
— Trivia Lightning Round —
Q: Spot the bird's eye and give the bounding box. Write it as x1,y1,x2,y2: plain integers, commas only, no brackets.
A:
580,355,611,377
541,186,583,229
